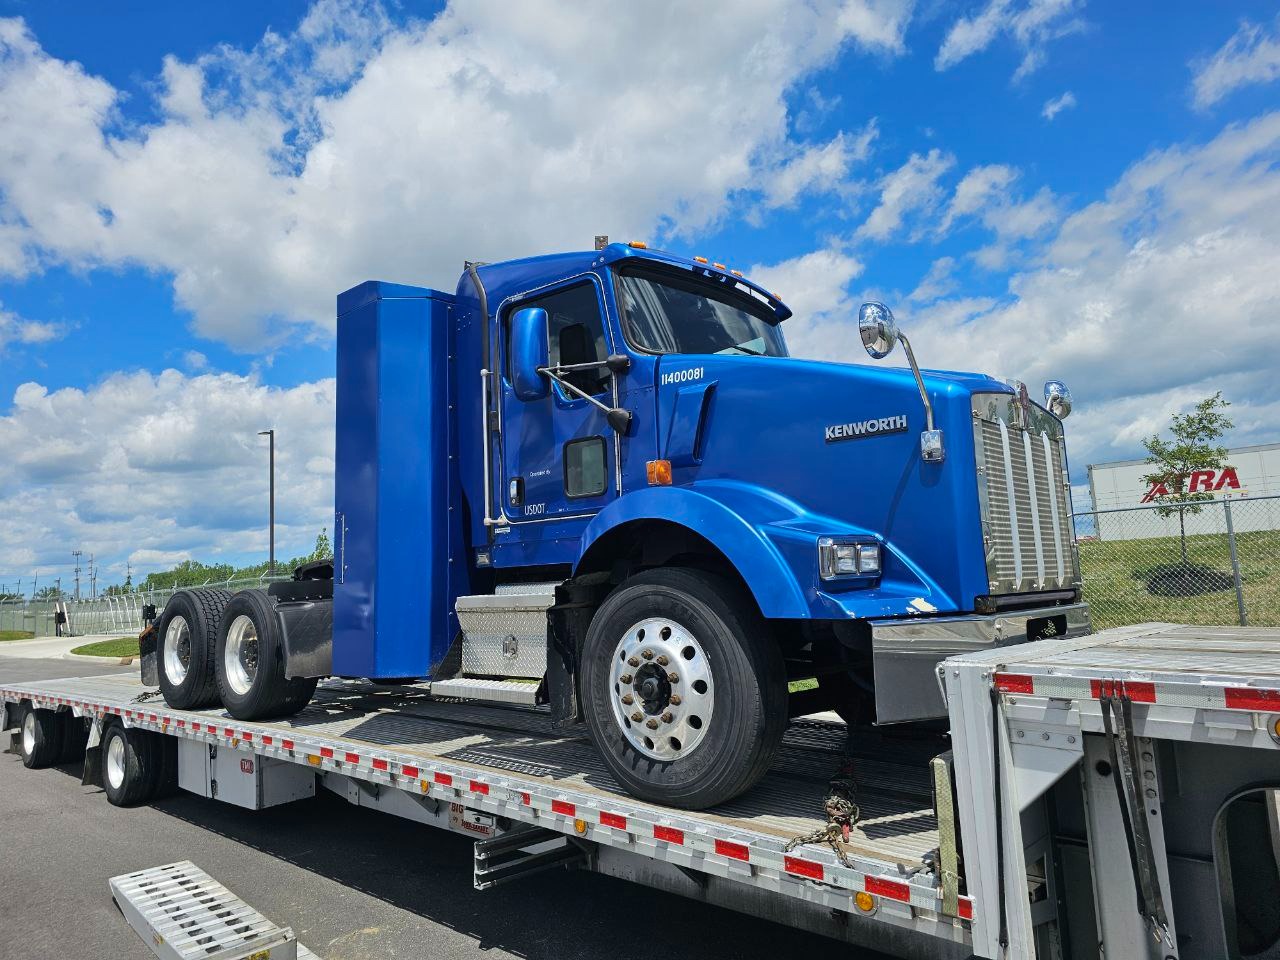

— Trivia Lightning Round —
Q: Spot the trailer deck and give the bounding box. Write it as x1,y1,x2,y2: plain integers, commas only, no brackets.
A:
0,670,972,950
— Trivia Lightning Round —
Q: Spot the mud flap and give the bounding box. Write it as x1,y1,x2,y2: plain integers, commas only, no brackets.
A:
139,624,159,687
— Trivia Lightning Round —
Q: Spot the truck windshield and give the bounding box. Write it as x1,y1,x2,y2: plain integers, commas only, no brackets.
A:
615,265,788,358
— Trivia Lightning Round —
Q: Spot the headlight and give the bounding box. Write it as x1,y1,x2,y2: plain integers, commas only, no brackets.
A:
818,538,881,580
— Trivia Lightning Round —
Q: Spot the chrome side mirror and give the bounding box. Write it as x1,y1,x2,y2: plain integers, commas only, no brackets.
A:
858,302,899,360
1044,380,1072,419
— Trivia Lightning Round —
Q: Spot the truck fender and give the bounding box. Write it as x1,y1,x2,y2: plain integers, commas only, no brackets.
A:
574,482,813,619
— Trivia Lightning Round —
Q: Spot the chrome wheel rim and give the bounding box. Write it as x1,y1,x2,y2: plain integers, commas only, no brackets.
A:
224,614,259,696
608,617,714,761
106,734,125,789
163,615,192,686
21,711,35,755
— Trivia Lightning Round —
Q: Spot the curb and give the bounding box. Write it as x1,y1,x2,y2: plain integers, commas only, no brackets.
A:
62,652,136,666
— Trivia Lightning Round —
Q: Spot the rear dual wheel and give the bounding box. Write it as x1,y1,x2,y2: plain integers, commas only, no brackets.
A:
156,588,233,710
18,704,63,768
102,723,175,807
215,590,317,721
580,568,788,810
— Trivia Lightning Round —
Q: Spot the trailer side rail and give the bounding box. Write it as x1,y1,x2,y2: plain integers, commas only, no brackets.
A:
0,677,974,948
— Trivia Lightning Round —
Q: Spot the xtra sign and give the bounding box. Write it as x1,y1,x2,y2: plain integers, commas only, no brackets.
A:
1139,467,1242,503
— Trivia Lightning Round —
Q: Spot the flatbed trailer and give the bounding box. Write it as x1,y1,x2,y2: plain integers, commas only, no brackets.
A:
5,622,1280,960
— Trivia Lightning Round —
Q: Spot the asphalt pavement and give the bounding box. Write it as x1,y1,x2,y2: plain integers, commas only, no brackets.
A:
0,657,872,960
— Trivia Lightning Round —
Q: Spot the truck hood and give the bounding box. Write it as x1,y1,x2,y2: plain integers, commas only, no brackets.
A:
652,355,1008,614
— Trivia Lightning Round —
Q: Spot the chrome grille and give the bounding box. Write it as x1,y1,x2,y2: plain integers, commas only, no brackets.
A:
972,392,1080,595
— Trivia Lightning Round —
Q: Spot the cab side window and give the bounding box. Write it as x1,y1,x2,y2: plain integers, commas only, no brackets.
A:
512,283,610,395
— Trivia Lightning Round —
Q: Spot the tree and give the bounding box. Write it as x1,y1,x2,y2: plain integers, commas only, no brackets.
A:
1141,392,1234,564
309,527,333,563
33,585,64,601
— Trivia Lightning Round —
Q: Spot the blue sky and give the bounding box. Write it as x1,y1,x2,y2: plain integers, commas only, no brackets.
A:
1,0,1279,590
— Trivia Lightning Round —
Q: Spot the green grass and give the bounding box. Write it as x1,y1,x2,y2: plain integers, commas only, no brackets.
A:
70,637,140,659
0,630,34,642
1078,528,1280,631
788,678,818,693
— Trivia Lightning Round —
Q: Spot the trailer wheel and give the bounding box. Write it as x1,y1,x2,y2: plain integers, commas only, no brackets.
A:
216,589,318,721
156,588,232,710
101,723,163,807
18,704,65,769
580,568,788,810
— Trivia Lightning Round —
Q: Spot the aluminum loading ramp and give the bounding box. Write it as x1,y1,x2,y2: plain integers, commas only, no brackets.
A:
1,671,970,944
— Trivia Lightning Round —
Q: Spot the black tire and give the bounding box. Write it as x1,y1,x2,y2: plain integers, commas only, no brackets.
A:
101,723,164,807
156,588,232,710
58,713,90,764
18,704,64,769
216,589,318,721
580,568,788,809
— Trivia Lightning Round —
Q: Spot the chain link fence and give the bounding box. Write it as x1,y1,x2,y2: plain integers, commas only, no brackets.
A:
1074,494,1280,631
0,574,290,640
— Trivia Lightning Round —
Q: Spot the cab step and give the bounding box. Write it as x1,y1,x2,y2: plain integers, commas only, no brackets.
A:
428,678,541,706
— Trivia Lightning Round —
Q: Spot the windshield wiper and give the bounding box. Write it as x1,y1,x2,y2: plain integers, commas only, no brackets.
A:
725,343,766,356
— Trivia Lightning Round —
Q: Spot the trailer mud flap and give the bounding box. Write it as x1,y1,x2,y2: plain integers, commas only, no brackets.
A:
138,625,158,687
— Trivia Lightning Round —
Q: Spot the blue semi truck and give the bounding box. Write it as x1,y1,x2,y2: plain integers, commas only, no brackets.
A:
144,239,1088,809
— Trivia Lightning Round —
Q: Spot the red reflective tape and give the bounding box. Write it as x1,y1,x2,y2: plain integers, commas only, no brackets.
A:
224,727,235,738
177,720,185,729
520,792,531,805
994,673,1034,694
345,752,360,764
783,856,824,880
1090,679,1156,702
653,825,684,845
372,758,389,771
320,747,334,759
958,897,974,920
1225,687,1280,711
149,714,158,722
551,800,576,817
714,839,750,861
469,780,489,795
434,772,453,786
401,764,419,778
865,876,911,902
599,812,627,830
262,735,273,746
242,732,253,742
282,739,295,751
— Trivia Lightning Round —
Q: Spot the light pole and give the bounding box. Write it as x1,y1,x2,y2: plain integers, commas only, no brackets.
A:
259,429,275,575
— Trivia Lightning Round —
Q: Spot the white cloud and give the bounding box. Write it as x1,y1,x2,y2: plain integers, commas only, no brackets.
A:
759,123,878,212
0,370,335,582
0,0,911,351
0,305,63,350
1041,90,1076,120
934,164,1059,265
936,164,1018,234
758,113,1280,474
855,149,955,241
935,0,1084,80
750,246,864,360
1191,15,1280,110
907,256,957,304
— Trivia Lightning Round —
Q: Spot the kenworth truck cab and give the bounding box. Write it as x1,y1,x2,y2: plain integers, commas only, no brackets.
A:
145,239,1088,810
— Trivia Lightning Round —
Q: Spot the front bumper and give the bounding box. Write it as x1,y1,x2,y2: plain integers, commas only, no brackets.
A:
869,602,1091,724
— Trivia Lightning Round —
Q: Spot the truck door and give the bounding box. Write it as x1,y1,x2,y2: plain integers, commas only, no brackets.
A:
499,277,617,524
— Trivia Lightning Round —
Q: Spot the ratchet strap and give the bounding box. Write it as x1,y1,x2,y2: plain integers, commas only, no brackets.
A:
1099,682,1172,948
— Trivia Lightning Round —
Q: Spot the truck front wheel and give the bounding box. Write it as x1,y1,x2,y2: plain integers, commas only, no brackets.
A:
580,568,787,810
215,590,318,721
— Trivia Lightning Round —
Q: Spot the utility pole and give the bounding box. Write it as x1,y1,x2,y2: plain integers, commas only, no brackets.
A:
72,550,83,600
126,560,132,591
55,577,61,600
89,554,97,599
258,429,276,575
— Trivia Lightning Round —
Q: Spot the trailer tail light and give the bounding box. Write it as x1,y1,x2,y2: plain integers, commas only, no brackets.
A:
646,460,672,486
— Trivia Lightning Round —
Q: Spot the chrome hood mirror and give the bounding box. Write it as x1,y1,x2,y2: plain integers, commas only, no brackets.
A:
1044,380,1072,419
858,301,899,360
